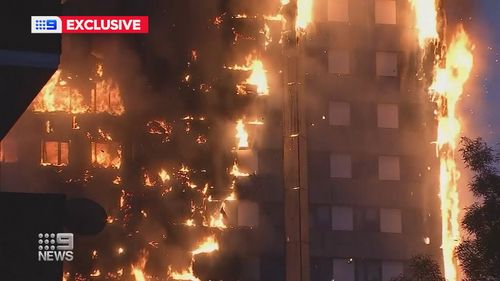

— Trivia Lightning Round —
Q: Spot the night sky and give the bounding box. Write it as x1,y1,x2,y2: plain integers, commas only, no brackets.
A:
471,1,500,144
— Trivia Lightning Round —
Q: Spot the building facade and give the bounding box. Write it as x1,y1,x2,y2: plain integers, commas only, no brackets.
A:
0,1,442,281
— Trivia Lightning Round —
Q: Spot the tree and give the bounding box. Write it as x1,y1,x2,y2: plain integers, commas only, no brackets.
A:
457,137,500,281
390,255,444,281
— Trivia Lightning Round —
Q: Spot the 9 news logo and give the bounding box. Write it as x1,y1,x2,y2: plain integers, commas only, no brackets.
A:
37,233,74,262
31,16,62,34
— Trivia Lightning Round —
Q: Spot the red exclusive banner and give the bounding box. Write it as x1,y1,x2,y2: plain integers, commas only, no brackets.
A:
60,16,148,33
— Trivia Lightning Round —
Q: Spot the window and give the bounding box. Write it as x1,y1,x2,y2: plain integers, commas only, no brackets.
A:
333,258,355,281
378,156,400,180
329,50,350,74
375,0,396,24
382,261,404,281
360,208,380,232
330,154,352,178
332,206,353,231
91,142,122,169
0,139,17,163
377,104,399,128
41,141,69,166
376,52,398,77
328,0,349,22
364,260,382,281
329,102,351,126
92,79,124,115
311,205,332,230
380,208,402,233
238,200,259,227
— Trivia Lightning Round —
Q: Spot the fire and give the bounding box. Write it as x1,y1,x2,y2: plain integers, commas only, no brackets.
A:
168,265,200,281
184,219,196,227
428,26,473,281
143,171,155,187
209,212,227,229
296,0,313,31
90,269,101,277
117,247,125,255
245,59,269,95
235,119,249,149
91,142,122,169
94,79,125,116
32,70,89,114
261,23,272,48
192,235,219,256
113,176,122,185
230,162,250,177
228,56,269,95
409,0,439,46
131,267,146,281
31,68,125,115
159,169,171,184
131,250,148,281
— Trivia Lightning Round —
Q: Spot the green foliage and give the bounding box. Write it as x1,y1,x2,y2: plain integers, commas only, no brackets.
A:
457,137,500,281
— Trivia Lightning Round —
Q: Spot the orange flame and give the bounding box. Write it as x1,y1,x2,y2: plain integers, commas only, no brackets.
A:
91,142,121,169
168,265,200,281
230,162,250,177
409,0,439,47
429,26,473,281
131,250,148,281
31,68,125,115
209,212,227,229
192,235,219,256
228,56,269,95
159,169,171,184
296,0,313,31
235,119,249,149
32,70,89,114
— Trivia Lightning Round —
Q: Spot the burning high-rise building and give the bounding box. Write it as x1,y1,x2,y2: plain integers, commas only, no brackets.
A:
0,0,476,281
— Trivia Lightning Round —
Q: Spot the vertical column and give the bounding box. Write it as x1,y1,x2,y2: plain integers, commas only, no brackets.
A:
283,2,310,280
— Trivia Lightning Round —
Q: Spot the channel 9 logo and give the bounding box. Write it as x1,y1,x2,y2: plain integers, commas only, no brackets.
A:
37,233,74,262
31,16,62,34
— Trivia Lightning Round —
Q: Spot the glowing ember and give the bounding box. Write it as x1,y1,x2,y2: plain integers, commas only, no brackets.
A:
143,171,156,187
90,269,101,277
184,219,196,227
159,169,171,184
192,235,219,255
428,26,473,281
409,0,439,46
235,119,249,149
113,176,122,185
